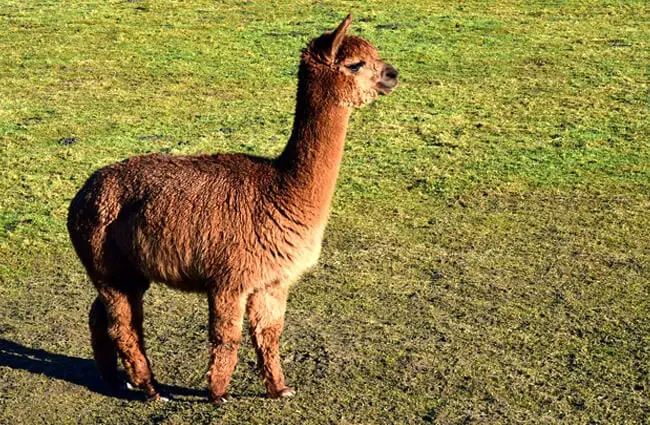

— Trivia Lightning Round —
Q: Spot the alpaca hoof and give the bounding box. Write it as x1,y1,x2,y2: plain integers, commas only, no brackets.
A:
211,393,232,404
269,387,295,399
145,393,160,402
117,381,137,392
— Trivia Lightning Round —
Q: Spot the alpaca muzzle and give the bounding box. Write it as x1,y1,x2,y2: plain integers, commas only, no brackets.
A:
378,63,398,94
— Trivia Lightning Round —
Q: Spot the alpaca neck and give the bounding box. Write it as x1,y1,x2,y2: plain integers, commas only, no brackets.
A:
277,70,351,222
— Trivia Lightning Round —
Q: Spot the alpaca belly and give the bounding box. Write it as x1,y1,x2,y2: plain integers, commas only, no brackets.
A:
128,232,190,285
131,243,213,291
114,219,209,289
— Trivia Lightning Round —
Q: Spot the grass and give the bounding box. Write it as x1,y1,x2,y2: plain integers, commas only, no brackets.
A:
1,0,649,423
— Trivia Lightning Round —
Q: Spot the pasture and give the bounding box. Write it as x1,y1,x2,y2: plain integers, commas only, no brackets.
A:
0,1,648,423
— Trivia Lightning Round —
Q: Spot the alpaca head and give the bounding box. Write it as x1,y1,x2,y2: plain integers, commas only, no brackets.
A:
301,14,398,108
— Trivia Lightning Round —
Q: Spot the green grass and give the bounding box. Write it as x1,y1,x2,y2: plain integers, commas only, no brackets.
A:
1,1,649,423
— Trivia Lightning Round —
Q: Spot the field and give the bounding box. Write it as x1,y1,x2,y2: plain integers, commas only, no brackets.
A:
1,1,648,424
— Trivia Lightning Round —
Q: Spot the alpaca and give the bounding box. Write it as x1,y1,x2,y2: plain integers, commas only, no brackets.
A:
67,14,398,403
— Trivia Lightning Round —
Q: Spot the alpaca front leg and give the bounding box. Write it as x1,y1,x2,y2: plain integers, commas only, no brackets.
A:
246,285,294,398
207,289,246,403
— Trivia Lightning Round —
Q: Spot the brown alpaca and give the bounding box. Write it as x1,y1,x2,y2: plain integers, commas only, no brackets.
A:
67,14,397,403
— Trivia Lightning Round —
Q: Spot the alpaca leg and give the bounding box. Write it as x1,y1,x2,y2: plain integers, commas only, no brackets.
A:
128,289,154,384
99,285,159,400
246,285,294,398
207,289,246,403
125,288,164,398
89,296,118,387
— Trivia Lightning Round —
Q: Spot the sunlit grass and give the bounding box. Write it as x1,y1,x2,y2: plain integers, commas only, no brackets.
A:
1,1,648,424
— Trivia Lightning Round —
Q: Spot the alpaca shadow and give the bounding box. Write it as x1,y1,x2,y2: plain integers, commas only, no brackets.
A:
0,338,205,401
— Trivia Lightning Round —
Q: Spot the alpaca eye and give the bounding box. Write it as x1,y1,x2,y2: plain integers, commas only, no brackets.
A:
346,61,365,72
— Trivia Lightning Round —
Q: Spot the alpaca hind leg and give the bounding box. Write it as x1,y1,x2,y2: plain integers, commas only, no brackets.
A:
124,288,165,398
89,296,118,387
207,288,246,403
246,284,294,398
99,284,159,400
128,288,153,382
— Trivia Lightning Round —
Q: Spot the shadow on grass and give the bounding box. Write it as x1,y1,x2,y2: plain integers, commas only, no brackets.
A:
0,338,206,401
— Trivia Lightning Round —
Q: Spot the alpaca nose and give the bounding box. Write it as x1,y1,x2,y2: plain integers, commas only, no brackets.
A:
383,64,399,80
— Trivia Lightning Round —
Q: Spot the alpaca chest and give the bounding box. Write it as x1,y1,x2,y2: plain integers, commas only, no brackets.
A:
285,234,323,280
259,224,325,286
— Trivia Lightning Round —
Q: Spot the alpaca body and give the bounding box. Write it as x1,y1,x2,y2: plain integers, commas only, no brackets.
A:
67,15,397,402
69,152,326,294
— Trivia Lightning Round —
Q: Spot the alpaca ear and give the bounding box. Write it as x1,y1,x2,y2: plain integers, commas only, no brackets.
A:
326,14,352,63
